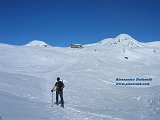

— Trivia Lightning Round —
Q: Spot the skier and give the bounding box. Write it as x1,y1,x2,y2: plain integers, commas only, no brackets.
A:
51,77,64,107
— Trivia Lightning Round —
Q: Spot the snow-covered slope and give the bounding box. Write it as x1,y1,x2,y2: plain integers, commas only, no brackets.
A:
0,34,160,120
99,34,142,48
86,34,142,48
25,40,52,47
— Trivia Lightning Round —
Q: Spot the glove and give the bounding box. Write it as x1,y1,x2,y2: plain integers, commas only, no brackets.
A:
51,89,53,92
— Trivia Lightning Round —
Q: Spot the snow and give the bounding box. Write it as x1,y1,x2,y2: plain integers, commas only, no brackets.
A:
96,34,143,48
25,40,52,47
0,34,160,120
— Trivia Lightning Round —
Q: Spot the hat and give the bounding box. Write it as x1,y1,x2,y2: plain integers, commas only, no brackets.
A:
57,77,60,81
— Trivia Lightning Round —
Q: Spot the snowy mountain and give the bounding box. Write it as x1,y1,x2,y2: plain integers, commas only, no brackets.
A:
25,40,52,47
0,34,160,120
87,34,142,49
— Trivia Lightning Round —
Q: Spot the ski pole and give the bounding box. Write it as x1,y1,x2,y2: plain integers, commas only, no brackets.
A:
51,91,53,107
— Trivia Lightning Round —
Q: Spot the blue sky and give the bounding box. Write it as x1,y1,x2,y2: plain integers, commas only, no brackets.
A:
0,0,160,46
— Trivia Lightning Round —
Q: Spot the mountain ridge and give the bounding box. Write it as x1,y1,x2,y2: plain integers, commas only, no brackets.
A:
1,34,160,48
25,40,52,47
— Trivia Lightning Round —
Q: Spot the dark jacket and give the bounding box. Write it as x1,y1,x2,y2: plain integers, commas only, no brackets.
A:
55,81,64,91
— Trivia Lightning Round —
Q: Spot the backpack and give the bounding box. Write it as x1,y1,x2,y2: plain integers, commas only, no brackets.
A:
55,81,64,91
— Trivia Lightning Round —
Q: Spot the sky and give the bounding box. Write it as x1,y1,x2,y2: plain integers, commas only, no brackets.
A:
0,0,160,47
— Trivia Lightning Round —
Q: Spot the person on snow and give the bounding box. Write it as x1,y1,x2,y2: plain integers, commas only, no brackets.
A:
51,77,64,107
